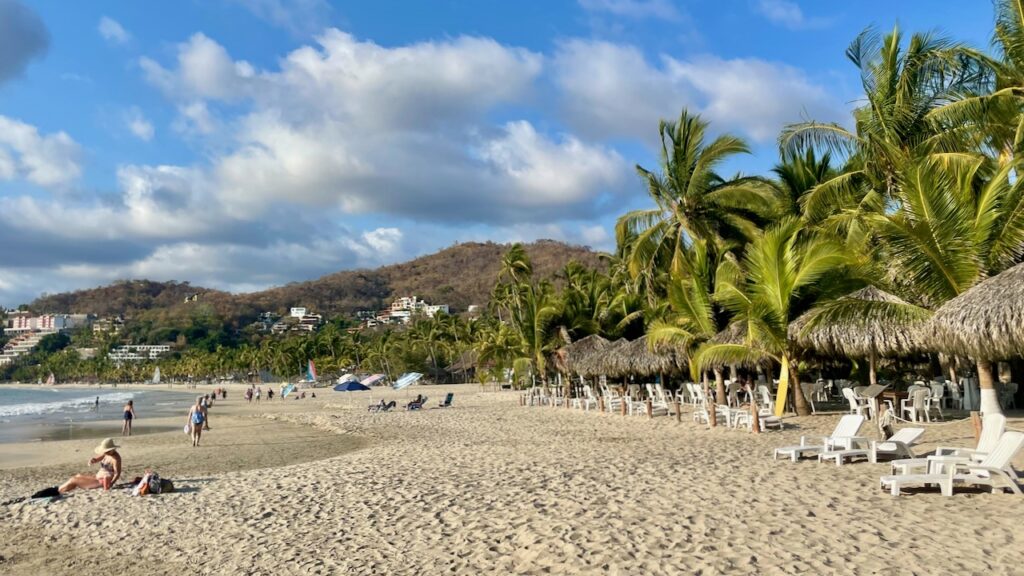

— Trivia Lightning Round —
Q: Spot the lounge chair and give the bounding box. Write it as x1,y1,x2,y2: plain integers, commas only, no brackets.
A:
368,400,397,413
438,393,454,408
890,414,1006,475
818,427,924,466
773,415,865,462
879,431,1024,496
406,396,428,410
571,385,599,411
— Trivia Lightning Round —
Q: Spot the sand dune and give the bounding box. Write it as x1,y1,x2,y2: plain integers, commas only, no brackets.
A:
1,385,1022,575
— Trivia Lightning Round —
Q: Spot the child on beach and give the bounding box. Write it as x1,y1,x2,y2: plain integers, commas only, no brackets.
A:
122,400,136,436
255,387,262,404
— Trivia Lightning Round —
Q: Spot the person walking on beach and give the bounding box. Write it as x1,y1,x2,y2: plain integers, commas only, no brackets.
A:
268,388,274,401
187,397,206,447
59,438,121,494
255,386,262,404
122,400,136,436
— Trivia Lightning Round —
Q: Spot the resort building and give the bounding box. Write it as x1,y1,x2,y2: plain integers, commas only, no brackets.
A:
371,296,450,326
4,312,82,334
108,344,172,364
270,310,323,334
92,317,124,335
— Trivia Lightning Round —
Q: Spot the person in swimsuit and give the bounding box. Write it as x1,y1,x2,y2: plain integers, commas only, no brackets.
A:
122,400,136,436
59,438,122,494
187,397,206,447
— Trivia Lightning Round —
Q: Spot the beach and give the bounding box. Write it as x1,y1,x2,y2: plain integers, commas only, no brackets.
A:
0,384,1022,575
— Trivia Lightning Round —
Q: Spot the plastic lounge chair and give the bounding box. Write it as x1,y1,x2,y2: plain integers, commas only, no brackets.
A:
879,431,1024,496
773,415,865,462
818,427,924,466
890,414,1006,475
438,393,454,408
406,396,428,411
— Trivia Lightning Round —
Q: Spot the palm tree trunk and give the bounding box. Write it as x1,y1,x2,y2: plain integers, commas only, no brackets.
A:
868,349,878,387
977,359,1003,415
714,367,726,405
787,354,811,416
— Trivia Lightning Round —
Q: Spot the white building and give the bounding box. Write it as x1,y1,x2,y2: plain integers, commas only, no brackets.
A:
108,344,172,364
378,296,450,325
290,307,307,318
5,312,80,334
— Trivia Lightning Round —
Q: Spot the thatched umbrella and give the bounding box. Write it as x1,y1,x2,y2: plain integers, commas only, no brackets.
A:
560,334,611,375
928,263,1024,414
791,286,928,388
577,338,628,377
611,336,678,377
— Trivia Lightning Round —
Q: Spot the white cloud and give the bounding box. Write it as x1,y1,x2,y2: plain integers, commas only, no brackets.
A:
227,0,331,37
754,0,831,30
577,0,680,20
554,39,843,142
0,115,81,188
174,101,217,135
124,107,154,141
98,16,131,44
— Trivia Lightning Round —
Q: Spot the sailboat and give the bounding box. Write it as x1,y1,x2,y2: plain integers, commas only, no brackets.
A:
305,360,317,383
152,367,161,385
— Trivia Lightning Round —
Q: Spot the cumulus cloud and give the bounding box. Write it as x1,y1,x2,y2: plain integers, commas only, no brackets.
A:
577,0,680,20
554,39,843,142
0,0,48,85
0,115,81,188
754,0,831,30
98,16,131,44
124,107,154,141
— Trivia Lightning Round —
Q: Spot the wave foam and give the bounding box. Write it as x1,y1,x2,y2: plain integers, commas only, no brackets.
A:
0,392,137,418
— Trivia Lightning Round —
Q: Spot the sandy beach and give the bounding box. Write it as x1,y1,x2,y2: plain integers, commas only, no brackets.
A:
0,384,1022,575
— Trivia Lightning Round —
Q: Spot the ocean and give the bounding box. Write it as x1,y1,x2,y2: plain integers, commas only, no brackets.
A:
0,386,200,443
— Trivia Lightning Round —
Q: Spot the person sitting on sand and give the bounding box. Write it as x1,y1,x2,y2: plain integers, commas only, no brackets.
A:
122,400,136,437
59,438,121,494
406,395,424,410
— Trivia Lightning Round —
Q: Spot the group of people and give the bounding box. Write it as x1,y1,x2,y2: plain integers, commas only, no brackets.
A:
243,384,318,404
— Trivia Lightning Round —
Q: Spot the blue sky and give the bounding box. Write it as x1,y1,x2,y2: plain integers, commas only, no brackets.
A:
0,0,997,307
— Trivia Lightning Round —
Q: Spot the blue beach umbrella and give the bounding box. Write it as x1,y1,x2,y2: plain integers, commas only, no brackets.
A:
333,381,371,392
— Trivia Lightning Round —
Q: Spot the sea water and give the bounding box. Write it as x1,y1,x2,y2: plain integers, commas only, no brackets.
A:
0,387,199,443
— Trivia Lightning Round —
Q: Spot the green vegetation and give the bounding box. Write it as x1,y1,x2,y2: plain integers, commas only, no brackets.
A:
10,5,1024,417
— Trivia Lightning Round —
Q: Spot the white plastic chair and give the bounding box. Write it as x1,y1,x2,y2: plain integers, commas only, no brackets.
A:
572,385,598,411
773,415,865,462
818,427,924,465
880,431,1024,496
901,387,931,422
890,413,1006,475
842,388,869,418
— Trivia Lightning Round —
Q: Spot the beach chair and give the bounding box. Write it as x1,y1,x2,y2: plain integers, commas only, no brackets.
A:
901,387,931,422
572,385,599,411
842,388,870,418
818,427,924,466
890,414,1006,475
879,431,1024,496
773,415,865,462
437,393,454,408
406,396,428,410
602,385,623,413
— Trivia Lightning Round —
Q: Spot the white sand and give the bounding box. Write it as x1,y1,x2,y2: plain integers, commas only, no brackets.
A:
1,384,1022,575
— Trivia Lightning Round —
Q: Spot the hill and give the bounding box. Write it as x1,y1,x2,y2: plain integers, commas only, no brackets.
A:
28,240,606,321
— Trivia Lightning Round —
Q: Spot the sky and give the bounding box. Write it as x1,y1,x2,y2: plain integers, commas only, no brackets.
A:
0,0,997,308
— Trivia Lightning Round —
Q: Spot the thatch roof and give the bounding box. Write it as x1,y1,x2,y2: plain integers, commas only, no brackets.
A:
711,322,748,346
929,263,1024,359
447,350,490,372
790,286,927,358
574,338,627,377
559,334,611,374
605,336,680,377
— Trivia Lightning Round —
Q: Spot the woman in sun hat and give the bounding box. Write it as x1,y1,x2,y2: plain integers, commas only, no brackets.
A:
58,438,122,494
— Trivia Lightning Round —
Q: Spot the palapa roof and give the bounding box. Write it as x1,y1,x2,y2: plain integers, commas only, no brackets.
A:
560,334,611,374
791,286,927,358
573,338,627,377
607,335,680,377
928,263,1024,359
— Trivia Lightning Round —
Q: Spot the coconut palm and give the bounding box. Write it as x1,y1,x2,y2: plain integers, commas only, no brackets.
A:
692,217,853,415
616,109,780,287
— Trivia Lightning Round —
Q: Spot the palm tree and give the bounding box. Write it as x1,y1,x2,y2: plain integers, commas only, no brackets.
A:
869,155,1024,413
692,218,853,416
617,109,780,289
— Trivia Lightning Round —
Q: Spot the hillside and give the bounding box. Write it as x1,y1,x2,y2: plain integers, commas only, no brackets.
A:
28,240,606,321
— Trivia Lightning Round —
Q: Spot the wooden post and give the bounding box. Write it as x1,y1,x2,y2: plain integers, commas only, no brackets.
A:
673,400,681,423
750,400,760,434
971,411,982,444
598,396,605,413
620,397,627,416
646,398,653,419
519,394,524,406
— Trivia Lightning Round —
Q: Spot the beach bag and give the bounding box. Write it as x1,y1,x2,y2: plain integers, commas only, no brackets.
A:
159,479,175,493
148,472,162,494
184,424,190,434
31,486,60,499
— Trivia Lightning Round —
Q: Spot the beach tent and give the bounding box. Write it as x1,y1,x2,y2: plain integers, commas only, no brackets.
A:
361,374,386,387
334,381,371,392
393,372,423,390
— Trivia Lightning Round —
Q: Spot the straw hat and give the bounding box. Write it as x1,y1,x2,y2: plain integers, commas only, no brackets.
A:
94,438,119,454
